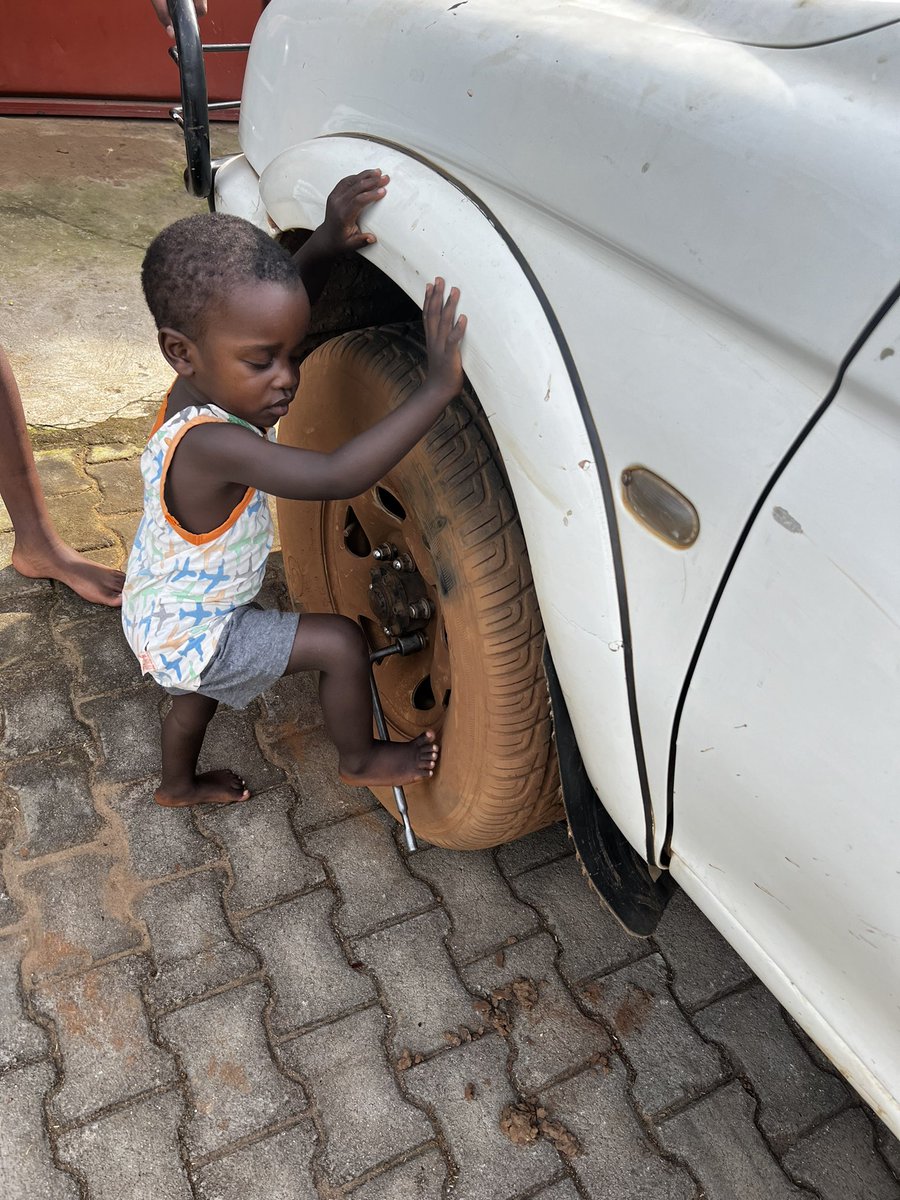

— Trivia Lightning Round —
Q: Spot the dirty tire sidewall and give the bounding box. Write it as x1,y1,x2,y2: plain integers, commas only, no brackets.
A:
277,327,562,849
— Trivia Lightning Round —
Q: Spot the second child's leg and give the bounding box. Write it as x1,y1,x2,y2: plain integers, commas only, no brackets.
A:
0,346,126,606
285,614,440,786
155,692,250,807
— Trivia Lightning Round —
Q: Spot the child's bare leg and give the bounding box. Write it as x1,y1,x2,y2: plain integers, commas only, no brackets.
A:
0,346,125,607
155,692,250,807
284,614,440,786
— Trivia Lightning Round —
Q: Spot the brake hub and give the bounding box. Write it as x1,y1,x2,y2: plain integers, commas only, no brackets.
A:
368,546,434,638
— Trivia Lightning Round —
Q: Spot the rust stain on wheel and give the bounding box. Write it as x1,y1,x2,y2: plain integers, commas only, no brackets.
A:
277,326,562,849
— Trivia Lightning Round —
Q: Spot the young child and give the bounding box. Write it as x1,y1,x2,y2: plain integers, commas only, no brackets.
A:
122,172,466,808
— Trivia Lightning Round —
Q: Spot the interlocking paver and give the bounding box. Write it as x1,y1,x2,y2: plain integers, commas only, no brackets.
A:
0,593,56,668
81,687,163,784
875,1118,900,1179
0,659,86,757
279,1006,431,1187
533,1179,582,1199
196,786,323,914
348,1148,447,1199
194,1121,318,1199
159,981,306,1159
5,746,101,858
33,955,176,1125
197,706,284,796
580,952,726,1118
0,866,18,929
44,492,115,554
403,1034,560,1200
653,890,754,1011
353,908,476,1056
411,847,539,963
0,562,53,600
137,871,257,1012
84,456,143,514
543,1057,696,1200
0,933,48,1069
34,449,91,498
783,1109,900,1200
694,983,848,1149
512,855,649,984
241,890,374,1035
56,1088,193,1200
657,1080,803,1199
304,808,433,938
112,780,219,879
22,853,141,977
63,612,144,697
462,933,608,1092
494,823,572,878
286,728,378,828
255,670,322,733
85,443,142,465
0,1060,79,1199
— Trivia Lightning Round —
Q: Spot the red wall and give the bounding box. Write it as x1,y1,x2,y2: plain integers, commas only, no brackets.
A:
0,1,265,115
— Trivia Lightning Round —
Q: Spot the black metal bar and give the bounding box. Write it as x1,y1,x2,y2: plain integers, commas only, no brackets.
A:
201,43,252,52
167,0,212,199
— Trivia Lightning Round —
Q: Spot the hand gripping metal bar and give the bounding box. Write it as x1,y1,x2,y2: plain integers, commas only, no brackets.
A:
368,632,426,852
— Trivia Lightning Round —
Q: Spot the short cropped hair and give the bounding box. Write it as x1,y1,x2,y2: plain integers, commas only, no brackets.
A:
141,212,302,339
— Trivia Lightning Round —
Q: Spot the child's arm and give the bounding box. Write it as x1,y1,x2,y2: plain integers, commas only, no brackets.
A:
292,170,389,303
199,279,466,500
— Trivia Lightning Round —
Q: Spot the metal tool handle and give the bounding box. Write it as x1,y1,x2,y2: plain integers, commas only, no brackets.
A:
368,668,418,852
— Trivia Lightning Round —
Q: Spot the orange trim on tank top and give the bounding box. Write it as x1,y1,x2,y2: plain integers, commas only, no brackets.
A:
159,416,256,547
148,381,177,438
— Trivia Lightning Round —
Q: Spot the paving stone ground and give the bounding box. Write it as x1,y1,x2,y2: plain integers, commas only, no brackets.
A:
0,459,898,1198
1,116,898,1200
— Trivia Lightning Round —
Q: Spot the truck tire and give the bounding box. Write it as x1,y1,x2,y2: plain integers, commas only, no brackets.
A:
277,325,562,848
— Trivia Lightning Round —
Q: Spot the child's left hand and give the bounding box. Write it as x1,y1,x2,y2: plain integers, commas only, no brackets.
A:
319,169,390,257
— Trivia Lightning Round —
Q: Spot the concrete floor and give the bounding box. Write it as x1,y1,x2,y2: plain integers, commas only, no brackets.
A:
0,117,237,429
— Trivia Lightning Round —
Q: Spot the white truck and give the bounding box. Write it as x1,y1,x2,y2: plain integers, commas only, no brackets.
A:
168,0,900,1133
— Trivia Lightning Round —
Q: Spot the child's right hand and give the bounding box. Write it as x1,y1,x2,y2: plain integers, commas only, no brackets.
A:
423,278,467,399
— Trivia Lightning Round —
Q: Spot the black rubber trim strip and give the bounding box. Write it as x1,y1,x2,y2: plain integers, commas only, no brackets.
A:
741,17,900,50
324,130,658,864
662,275,900,865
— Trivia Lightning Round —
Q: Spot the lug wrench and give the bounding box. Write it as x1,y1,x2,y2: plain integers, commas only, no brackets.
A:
368,631,427,852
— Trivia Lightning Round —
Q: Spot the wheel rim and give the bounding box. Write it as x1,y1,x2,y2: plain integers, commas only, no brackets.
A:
319,478,452,740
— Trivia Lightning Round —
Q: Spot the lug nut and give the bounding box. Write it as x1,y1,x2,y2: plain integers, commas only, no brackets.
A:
373,543,397,561
392,553,415,572
408,599,433,621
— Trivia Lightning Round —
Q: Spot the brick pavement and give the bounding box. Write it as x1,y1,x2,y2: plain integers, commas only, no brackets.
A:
1,443,899,1199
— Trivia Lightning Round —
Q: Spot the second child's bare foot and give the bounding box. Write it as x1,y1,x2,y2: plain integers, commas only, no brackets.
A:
340,731,440,787
12,539,125,607
154,769,250,808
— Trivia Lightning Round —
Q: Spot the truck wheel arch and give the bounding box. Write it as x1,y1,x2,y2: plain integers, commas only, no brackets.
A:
220,134,656,868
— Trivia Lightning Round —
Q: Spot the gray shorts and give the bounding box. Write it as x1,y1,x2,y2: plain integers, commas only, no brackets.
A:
166,603,300,709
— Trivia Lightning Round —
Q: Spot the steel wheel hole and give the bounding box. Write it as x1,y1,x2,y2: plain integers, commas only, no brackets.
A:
375,486,406,521
358,615,382,648
442,689,451,709
412,675,436,711
343,506,371,558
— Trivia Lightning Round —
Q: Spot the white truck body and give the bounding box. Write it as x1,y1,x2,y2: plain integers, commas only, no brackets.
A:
215,0,900,1130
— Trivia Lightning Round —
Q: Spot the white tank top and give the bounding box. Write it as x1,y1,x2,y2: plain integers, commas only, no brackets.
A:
122,399,274,692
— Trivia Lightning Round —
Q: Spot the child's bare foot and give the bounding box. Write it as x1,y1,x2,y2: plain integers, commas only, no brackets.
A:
340,731,439,787
12,539,125,607
154,769,250,808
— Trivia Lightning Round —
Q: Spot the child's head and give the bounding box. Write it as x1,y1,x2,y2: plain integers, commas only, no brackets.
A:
142,213,310,426
142,212,304,339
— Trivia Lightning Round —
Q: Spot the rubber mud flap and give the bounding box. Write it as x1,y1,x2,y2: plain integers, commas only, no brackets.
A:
543,645,674,936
